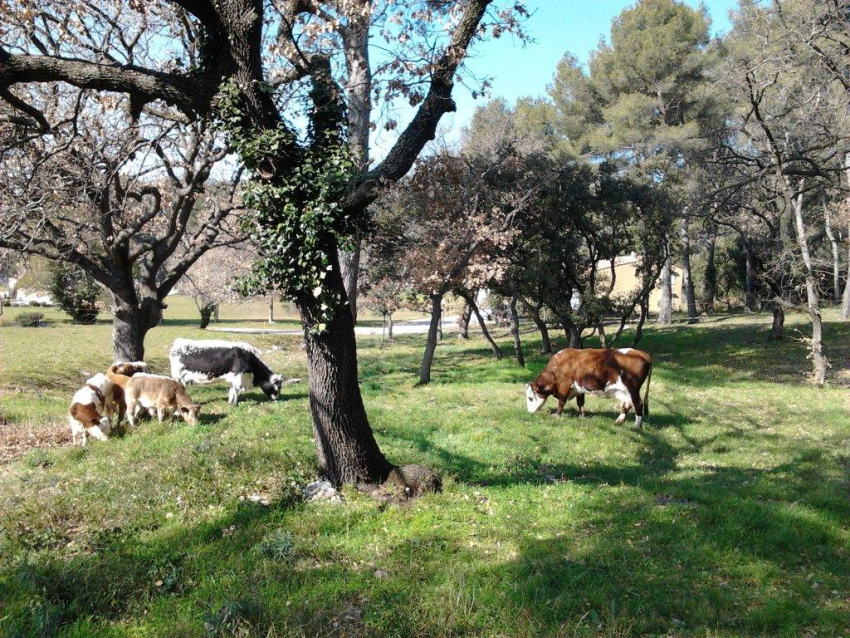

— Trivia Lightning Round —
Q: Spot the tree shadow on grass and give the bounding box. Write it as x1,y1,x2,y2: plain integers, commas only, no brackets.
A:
3,435,848,637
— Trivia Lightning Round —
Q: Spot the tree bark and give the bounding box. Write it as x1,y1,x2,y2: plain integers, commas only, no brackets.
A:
743,239,757,312
657,255,673,324
825,208,841,302
419,292,443,385
788,183,827,386
460,291,503,359
632,297,649,347
111,294,160,362
769,305,785,341
339,239,361,324
520,296,552,354
509,287,524,367
563,320,581,348
213,304,219,323
337,12,372,325
700,224,717,310
680,217,698,323
298,253,393,485
199,305,214,329
268,296,274,323
388,314,393,342
457,302,471,339
842,229,850,319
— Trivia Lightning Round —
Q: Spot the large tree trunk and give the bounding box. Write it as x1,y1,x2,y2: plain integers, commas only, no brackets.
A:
743,239,757,312
680,217,698,323
825,208,841,302
298,253,393,485
460,291,503,359
419,292,443,385
657,255,673,324
111,293,160,362
339,239,361,324
268,296,275,323
700,224,717,310
457,302,471,339
520,296,552,354
509,287,525,367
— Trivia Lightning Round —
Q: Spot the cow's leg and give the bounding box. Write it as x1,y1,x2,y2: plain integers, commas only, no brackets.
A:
126,398,137,428
228,384,239,405
615,396,631,424
554,397,566,417
628,386,644,429
156,405,165,424
576,394,585,418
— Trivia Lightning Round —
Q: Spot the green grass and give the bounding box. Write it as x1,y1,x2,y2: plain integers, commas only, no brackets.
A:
1,303,849,637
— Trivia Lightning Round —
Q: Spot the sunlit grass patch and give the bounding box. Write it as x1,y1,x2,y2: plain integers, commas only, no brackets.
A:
1,305,849,636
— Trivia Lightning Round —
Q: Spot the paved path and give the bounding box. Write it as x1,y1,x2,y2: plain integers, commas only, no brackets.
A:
207,315,462,337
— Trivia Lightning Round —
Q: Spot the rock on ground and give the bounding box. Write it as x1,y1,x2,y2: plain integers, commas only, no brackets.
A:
304,480,344,503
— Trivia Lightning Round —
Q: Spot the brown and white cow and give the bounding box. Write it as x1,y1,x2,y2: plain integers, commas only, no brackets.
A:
69,373,114,445
525,347,653,428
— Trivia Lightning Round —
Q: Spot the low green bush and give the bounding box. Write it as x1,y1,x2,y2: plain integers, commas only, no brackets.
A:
15,312,44,327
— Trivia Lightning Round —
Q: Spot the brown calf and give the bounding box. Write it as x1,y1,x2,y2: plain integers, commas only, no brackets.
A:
104,361,151,424
125,374,200,427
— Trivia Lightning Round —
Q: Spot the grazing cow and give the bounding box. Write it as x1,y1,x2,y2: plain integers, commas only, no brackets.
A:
125,374,200,426
169,338,284,405
104,361,151,424
525,347,653,428
69,373,114,445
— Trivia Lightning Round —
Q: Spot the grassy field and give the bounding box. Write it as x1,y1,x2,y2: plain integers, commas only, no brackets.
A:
1,301,849,637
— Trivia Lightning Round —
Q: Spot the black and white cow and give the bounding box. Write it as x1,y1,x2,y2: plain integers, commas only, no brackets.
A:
169,338,284,405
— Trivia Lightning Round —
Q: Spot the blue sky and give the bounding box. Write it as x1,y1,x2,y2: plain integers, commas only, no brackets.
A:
371,0,739,156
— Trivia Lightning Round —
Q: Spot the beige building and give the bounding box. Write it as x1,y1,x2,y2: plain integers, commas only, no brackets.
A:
596,253,682,313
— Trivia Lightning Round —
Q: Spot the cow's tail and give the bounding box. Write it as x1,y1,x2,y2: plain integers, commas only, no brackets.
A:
642,359,652,418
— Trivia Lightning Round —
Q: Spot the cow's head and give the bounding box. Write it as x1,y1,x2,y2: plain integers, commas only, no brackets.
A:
525,371,554,413
261,374,284,401
180,404,201,425
525,383,548,413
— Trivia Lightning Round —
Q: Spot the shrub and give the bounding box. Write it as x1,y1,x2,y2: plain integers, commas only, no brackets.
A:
28,300,42,307
16,312,44,327
48,263,102,324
